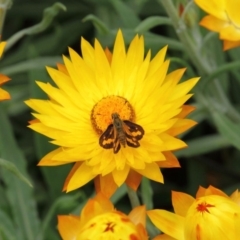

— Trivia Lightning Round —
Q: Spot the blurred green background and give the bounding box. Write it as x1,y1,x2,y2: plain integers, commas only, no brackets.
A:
1,0,240,239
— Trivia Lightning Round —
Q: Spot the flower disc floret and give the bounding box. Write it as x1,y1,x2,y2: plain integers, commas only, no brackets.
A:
91,95,135,134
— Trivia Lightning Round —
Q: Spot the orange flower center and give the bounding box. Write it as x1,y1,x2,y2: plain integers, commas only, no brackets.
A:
196,201,215,214
77,212,142,240
91,96,135,135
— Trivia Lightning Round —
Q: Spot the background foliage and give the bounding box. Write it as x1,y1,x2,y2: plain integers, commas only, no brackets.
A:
1,0,240,239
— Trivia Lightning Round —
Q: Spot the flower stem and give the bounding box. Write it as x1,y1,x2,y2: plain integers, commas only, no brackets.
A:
127,185,140,208
158,0,240,122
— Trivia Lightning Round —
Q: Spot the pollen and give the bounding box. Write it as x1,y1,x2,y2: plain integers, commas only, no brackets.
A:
91,95,135,134
196,201,215,214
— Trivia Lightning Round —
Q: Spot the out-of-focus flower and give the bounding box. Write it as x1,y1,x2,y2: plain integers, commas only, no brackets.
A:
0,42,10,101
148,185,240,239
58,193,148,240
195,0,240,50
26,30,199,197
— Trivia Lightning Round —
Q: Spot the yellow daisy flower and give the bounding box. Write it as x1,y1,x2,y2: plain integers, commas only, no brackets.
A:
26,30,199,197
58,193,148,240
148,185,240,240
0,42,10,101
195,0,240,50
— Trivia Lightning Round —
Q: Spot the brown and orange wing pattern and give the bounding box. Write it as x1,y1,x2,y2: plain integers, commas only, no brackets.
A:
99,124,121,153
123,120,144,148
99,124,114,149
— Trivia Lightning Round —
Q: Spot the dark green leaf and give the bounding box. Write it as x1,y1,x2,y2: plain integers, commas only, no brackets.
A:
6,3,67,50
83,14,110,34
0,107,41,240
212,112,240,151
0,158,32,187
135,16,172,33
0,210,16,240
176,134,230,157
108,0,140,28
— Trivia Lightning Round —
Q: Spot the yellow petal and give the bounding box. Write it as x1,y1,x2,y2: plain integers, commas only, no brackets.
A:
94,38,113,92
146,45,167,78
135,162,163,183
129,205,146,227
66,162,97,192
196,185,207,198
185,195,240,240
147,210,185,240
200,15,227,32
166,119,197,136
68,48,101,101
125,169,142,191
208,185,229,197
225,0,240,26
153,234,176,240
168,77,199,101
104,47,112,63
57,63,69,75
38,148,70,166
0,88,10,100
0,73,10,85
223,39,240,50
112,165,130,186
177,105,196,118
94,174,118,198
230,189,240,205
158,133,187,151
111,30,126,96
194,0,226,20
81,37,95,69
63,162,82,191
57,215,80,240
94,192,114,212
80,198,104,223
220,25,240,41
0,42,6,57
172,191,195,217
158,151,180,168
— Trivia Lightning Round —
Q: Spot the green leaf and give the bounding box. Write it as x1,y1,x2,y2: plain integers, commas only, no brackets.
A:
169,57,196,78
0,158,32,187
176,134,230,157
108,0,140,28
6,3,66,51
0,107,41,240
212,111,240,151
83,14,110,34
135,16,172,33
0,210,16,240
1,57,62,75
200,61,240,90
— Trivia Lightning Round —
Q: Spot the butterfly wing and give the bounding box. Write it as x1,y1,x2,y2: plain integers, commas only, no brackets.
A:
123,120,144,148
99,124,114,149
99,124,121,153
